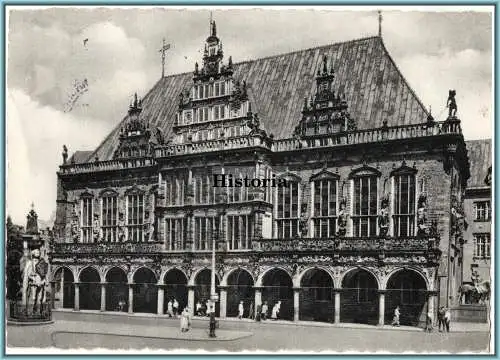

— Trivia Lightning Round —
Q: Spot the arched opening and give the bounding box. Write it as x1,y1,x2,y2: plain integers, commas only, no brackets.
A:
386,269,427,326
105,267,128,312
262,268,293,321
300,268,334,323
163,269,188,315
79,267,101,310
341,269,378,324
227,269,255,318
53,267,75,309
133,268,157,314
195,269,220,317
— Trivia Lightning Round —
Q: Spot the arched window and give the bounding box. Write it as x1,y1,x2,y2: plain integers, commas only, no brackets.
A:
391,166,417,237
350,166,380,237
276,173,301,238
126,187,145,242
80,191,94,243
100,189,118,242
311,170,339,238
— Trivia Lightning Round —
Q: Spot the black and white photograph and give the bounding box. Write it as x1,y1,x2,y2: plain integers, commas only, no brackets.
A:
5,5,494,354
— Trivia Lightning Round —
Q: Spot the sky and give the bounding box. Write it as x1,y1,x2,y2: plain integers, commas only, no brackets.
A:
6,6,493,225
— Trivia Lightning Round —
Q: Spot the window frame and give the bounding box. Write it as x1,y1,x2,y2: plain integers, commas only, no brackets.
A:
310,170,339,238
275,173,301,239
349,166,381,237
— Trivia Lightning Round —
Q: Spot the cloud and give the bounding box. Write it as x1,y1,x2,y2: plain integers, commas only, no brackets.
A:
6,89,114,224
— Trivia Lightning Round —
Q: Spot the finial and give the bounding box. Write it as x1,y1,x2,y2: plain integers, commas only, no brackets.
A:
322,55,328,74
31,202,34,211
378,10,383,37
228,56,233,67
134,93,138,107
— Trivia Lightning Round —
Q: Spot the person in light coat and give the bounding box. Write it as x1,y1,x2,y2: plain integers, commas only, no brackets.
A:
238,301,244,319
180,308,190,332
444,307,451,332
271,303,278,320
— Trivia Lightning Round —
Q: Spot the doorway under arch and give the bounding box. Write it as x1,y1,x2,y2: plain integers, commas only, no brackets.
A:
194,269,220,317
105,267,128,311
385,269,427,326
53,267,75,309
133,268,157,314
79,267,101,310
300,268,334,323
227,269,255,318
341,269,378,324
261,268,293,321
163,269,188,314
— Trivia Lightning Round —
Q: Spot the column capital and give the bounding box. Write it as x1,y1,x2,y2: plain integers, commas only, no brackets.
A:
187,284,196,289
218,285,229,290
253,286,264,291
333,288,342,293
426,290,439,296
292,287,301,291
377,290,387,295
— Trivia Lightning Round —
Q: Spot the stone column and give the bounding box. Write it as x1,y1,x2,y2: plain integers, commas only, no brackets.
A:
428,290,437,323
50,281,56,309
334,289,341,324
378,290,386,326
60,273,65,308
293,287,300,322
188,285,195,316
128,283,134,314
254,287,262,308
74,282,80,311
219,286,228,318
100,283,106,312
157,286,165,315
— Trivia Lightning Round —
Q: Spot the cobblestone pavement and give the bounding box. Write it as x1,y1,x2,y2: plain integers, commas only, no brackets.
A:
6,311,492,354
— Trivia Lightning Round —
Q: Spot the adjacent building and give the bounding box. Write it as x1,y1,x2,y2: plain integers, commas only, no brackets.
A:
51,21,474,326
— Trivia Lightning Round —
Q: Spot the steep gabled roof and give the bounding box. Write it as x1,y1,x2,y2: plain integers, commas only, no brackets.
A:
466,139,492,188
90,36,430,161
69,150,93,164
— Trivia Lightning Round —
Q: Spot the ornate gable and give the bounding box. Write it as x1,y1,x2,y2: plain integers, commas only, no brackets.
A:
310,169,340,182
349,165,381,178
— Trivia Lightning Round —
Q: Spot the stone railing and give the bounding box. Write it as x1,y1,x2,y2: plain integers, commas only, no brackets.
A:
272,120,462,152
53,242,164,254
254,236,439,252
59,158,154,174
155,134,271,158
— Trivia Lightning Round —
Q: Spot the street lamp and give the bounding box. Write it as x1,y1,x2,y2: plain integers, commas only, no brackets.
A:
209,190,227,338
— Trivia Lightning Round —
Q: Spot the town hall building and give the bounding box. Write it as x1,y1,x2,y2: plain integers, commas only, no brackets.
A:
51,20,475,326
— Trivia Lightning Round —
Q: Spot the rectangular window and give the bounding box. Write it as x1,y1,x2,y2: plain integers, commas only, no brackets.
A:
165,218,186,250
166,174,186,206
276,181,300,238
127,194,144,242
194,217,219,250
475,201,491,221
352,176,378,237
81,198,93,243
101,196,118,242
473,233,491,259
393,174,416,236
227,215,252,250
194,171,215,205
221,82,226,96
313,179,337,238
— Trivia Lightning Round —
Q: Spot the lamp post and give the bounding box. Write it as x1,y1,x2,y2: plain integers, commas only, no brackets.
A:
209,190,227,338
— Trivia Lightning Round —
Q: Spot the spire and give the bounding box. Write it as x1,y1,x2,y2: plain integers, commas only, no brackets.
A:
378,10,383,37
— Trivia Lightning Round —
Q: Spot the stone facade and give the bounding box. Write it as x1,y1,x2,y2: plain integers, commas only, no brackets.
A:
50,21,472,326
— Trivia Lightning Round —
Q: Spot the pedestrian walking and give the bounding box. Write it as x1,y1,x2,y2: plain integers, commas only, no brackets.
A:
206,299,211,317
249,301,254,320
425,310,433,332
173,298,179,317
391,306,400,326
271,303,278,320
261,301,268,321
167,299,174,318
276,301,281,319
180,307,190,332
196,301,202,316
438,306,446,332
238,301,244,319
444,307,451,332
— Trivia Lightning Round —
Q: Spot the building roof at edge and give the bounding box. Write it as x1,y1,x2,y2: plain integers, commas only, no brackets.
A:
87,35,432,162
465,139,492,189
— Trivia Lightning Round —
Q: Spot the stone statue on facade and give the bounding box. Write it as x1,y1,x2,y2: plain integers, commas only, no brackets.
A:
378,196,390,237
70,205,80,242
451,196,468,244
118,212,126,242
21,247,48,314
62,145,68,165
337,198,348,236
92,214,100,242
417,194,428,236
446,89,457,118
